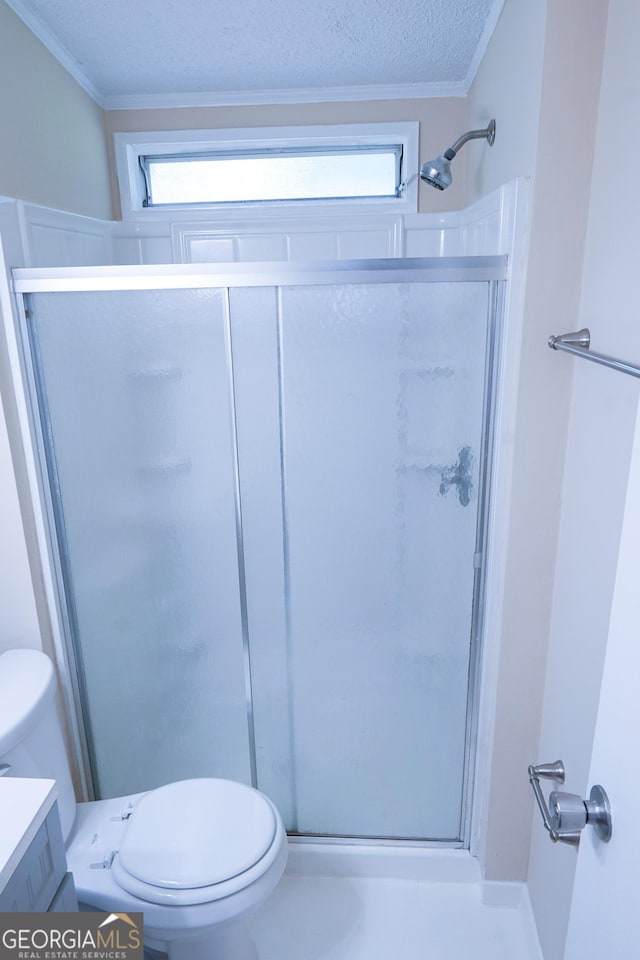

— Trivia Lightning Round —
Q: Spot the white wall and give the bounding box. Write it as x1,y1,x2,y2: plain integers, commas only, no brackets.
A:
528,0,640,956
468,0,608,883
0,1,111,219
467,0,546,202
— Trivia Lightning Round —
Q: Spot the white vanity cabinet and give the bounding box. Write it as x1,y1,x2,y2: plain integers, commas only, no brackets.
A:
0,777,77,912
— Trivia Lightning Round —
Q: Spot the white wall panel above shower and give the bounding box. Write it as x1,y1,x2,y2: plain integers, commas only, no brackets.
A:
20,203,113,268
164,193,508,266
2,184,515,271
171,216,405,264
110,222,175,266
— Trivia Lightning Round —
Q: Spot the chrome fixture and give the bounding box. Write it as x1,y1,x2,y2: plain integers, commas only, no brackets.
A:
528,761,566,843
548,328,640,380
420,119,496,191
528,761,612,844
549,786,612,843
439,445,474,507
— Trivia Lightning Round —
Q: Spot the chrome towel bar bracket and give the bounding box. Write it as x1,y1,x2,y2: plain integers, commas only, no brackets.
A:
528,761,612,844
548,329,591,350
548,328,640,380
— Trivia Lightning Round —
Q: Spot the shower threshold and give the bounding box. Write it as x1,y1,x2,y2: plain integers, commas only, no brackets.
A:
288,833,464,848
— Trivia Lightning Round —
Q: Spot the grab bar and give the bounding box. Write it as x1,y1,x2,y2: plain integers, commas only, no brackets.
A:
548,328,640,380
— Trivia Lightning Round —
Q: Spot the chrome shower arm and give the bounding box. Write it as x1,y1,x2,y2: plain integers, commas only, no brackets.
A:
420,119,495,190
447,120,496,159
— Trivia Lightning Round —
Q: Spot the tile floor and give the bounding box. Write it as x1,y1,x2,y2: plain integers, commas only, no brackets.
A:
248,871,542,960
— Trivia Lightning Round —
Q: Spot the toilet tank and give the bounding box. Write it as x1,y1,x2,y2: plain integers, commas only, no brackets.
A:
0,649,76,840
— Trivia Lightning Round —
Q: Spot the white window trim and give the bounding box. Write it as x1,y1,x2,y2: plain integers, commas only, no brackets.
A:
114,123,419,221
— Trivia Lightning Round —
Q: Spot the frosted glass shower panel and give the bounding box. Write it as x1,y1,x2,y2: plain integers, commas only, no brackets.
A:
278,282,489,838
29,289,251,798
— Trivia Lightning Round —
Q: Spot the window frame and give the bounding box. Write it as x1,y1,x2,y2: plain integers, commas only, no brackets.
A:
114,123,419,220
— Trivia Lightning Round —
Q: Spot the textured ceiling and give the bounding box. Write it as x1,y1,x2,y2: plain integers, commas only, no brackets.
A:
8,0,500,101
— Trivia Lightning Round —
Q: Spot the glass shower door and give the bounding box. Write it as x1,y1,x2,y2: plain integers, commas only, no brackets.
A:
232,280,492,840
28,288,252,798
22,263,499,842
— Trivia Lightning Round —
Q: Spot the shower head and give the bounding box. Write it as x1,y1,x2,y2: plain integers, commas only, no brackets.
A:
420,119,496,191
419,154,453,191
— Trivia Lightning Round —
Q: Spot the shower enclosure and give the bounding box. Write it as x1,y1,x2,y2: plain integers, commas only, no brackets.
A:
14,256,506,844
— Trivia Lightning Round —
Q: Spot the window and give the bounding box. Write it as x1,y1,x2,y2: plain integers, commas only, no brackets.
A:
141,146,403,206
115,124,419,218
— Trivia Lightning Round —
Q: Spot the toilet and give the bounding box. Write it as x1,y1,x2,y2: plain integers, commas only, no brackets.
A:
0,649,287,960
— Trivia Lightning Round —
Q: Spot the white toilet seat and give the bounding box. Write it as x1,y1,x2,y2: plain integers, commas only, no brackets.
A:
67,779,287,917
110,779,281,906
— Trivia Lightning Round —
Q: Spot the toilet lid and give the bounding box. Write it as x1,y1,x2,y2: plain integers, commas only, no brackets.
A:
117,779,276,889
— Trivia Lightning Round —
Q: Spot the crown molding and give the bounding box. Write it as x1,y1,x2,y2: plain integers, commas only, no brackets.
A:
103,81,468,112
5,0,105,106
463,0,506,91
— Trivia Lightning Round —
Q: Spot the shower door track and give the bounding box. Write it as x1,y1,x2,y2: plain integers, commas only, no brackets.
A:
12,255,508,848
13,257,506,293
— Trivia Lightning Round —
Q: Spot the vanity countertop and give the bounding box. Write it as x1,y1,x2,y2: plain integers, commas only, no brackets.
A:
0,777,57,894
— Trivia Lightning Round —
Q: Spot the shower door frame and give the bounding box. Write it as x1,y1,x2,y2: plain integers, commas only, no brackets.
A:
11,255,507,848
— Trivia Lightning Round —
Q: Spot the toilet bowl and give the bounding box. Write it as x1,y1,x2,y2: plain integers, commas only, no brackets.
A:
0,649,288,960
66,780,288,959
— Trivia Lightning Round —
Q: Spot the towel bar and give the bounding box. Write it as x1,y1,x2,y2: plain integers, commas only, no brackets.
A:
548,328,640,380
